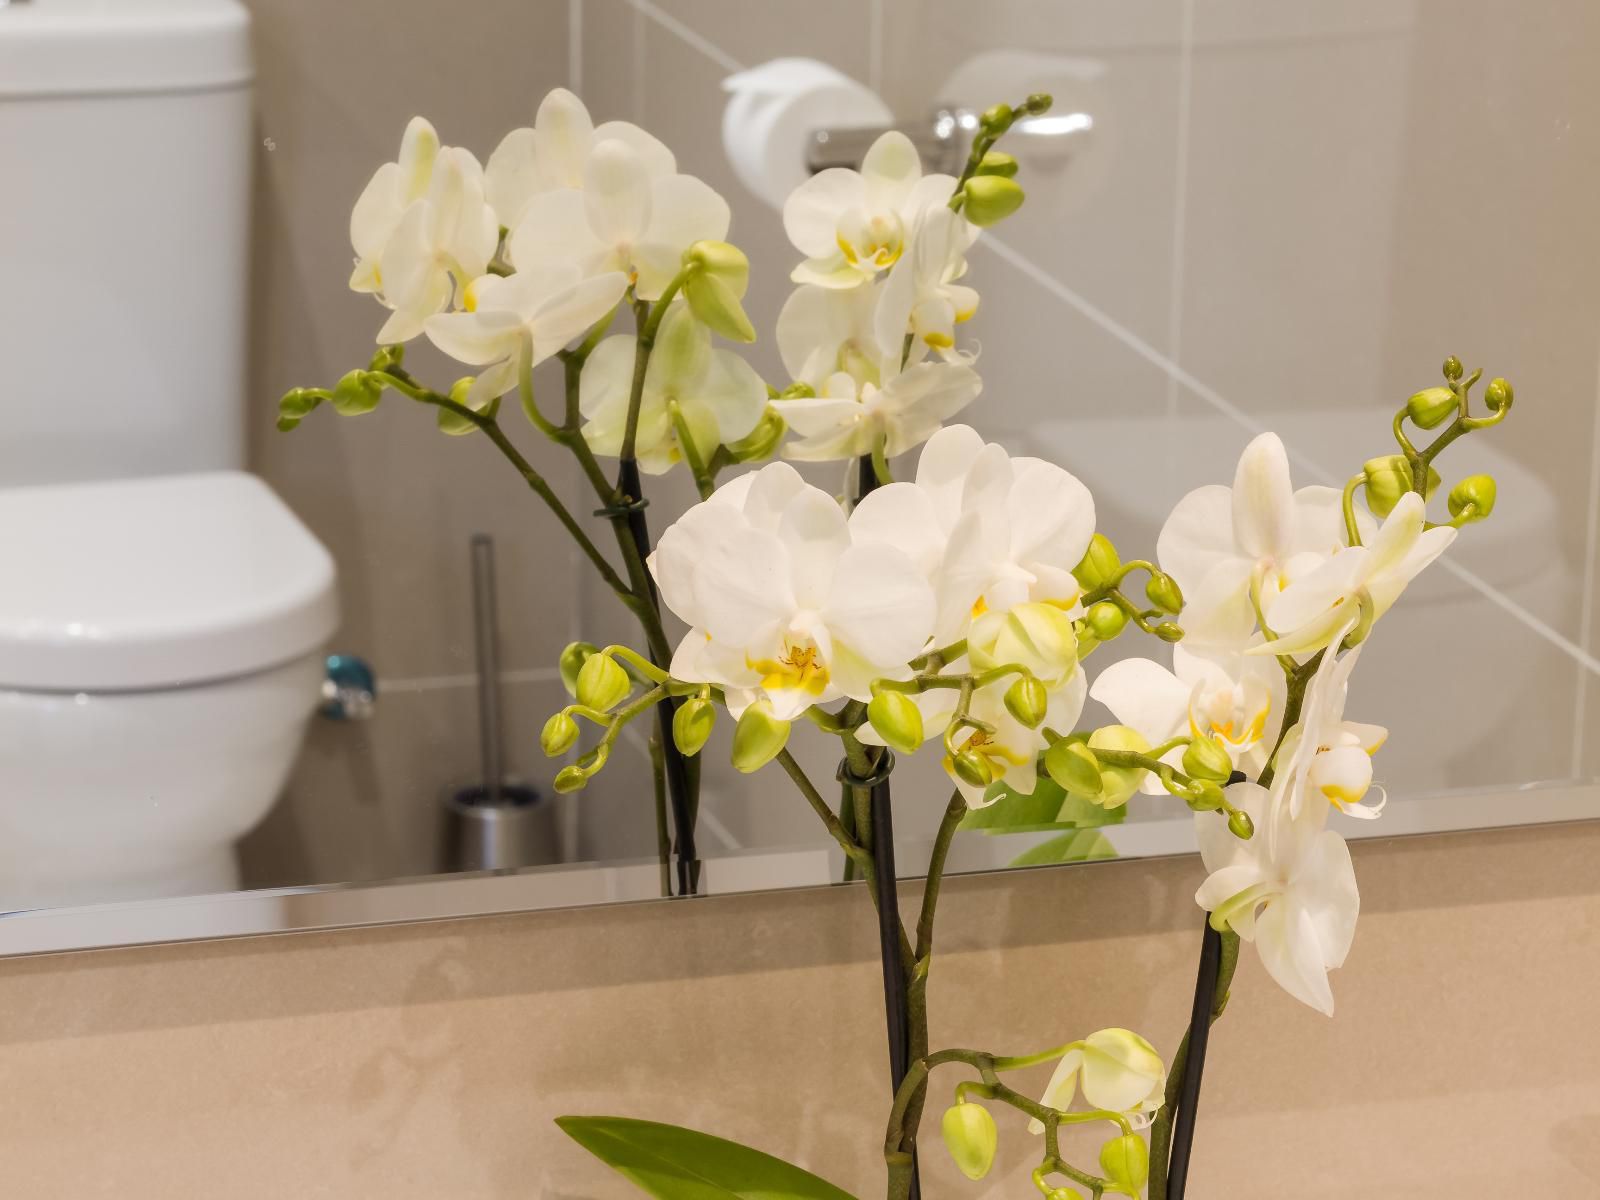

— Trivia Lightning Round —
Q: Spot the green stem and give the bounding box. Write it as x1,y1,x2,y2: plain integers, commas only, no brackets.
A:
775,748,873,876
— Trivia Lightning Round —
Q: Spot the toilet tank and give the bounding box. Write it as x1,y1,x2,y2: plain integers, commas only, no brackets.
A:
0,0,253,486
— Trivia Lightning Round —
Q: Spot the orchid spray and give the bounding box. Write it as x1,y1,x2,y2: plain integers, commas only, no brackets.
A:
284,89,1514,1198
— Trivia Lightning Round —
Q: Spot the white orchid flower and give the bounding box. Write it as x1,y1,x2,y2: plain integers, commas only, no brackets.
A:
422,266,629,412
1028,1028,1167,1134
350,116,439,296
783,131,956,288
1195,782,1359,1016
1157,432,1351,651
1251,491,1456,657
579,301,766,474
369,147,501,344
484,88,674,228
773,361,981,464
776,283,891,391
508,139,730,301
874,204,980,363
1089,642,1285,792
649,463,936,721
886,425,1095,643
1268,640,1388,821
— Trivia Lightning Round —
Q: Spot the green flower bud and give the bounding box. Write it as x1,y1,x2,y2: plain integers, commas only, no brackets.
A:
553,765,588,794
868,691,925,755
975,150,1018,178
540,711,579,757
1406,386,1457,430
731,700,790,773
672,697,716,757
1442,355,1464,381
575,652,629,713
1227,808,1255,839
276,388,322,432
1024,92,1054,114
960,176,1025,227
1362,455,1440,518
1047,1190,1084,1200
1099,1133,1149,1194
1003,676,1049,729
1484,377,1513,414
940,1102,998,1181
1073,534,1122,591
1084,601,1127,641
437,376,495,435
1088,725,1150,808
1188,779,1225,811
1448,474,1497,523
368,343,405,373
1044,738,1102,800
1182,735,1233,783
951,750,994,789
724,405,786,463
683,240,755,342
1153,621,1184,644
331,369,383,416
559,642,599,697
980,102,1015,133
1144,571,1183,615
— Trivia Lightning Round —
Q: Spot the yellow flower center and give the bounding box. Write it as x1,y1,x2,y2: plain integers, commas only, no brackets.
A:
749,641,830,697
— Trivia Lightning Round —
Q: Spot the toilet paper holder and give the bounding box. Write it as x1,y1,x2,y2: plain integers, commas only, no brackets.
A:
804,106,1092,176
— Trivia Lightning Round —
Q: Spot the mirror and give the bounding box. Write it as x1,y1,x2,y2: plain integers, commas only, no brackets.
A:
2,0,1595,955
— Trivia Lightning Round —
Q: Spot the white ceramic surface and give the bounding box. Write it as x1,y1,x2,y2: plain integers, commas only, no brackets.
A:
0,653,324,911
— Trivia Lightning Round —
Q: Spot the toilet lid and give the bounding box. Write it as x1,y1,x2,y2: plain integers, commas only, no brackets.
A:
0,472,338,691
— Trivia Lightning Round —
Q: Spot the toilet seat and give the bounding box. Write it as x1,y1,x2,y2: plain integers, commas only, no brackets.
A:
0,471,338,691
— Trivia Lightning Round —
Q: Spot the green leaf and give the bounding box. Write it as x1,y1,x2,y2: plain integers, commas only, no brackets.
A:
556,1115,858,1200
960,777,1126,834
1008,829,1118,867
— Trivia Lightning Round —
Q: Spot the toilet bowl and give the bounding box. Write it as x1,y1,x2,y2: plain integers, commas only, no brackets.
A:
0,472,338,910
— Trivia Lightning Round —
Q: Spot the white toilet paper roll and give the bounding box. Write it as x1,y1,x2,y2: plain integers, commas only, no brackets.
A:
722,57,894,210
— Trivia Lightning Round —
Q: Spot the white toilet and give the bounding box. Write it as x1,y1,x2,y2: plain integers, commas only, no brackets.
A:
0,0,337,908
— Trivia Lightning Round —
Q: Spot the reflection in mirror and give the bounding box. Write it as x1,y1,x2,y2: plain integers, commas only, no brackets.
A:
1,0,1596,955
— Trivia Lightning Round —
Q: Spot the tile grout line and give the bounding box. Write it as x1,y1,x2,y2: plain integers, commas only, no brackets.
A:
384,667,563,694
624,0,1600,687
1163,0,1195,422
626,0,746,75
1570,343,1600,776
978,232,1600,681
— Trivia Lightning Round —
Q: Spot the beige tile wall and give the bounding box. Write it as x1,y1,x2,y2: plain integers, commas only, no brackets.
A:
2,821,1598,1196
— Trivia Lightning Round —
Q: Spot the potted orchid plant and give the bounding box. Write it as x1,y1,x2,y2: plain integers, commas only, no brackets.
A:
283,86,1512,1199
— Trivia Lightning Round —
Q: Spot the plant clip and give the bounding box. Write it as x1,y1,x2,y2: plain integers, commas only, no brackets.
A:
837,750,897,789
592,496,651,519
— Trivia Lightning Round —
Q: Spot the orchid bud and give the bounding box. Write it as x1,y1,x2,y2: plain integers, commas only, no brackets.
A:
940,1103,998,1181
1004,676,1049,729
1085,601,1127,641
1099,1134,1150,1194
1227,808,1255,839
1406,386,1457,430
1187,779,1225,811
368,343,405,373
868,691,925,755
731,700,789,773
961,176,1025,226
540,711,579,757
576,652,629,713
1044,739,1103,800
672,698,716,757
1362,455,1439,518
1449,474,1496,522
1442,355,1464,381
976,151,1018,178
1046,1190,1085,1200
553,765,588,794
1153,621,1184,643
1088,725,1150,808
951,750,994,789
1073,534,1122,591
331,369,383,416
1144,571,1183,614
1485,376,1513,414
276,388,322,432
559,642,600,697
1182,735,1233,783
1024,92,1054,114
970,602,1078,688
724,406,786,462
682,240,755,343
980,102,1015,133
437,376,491,435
